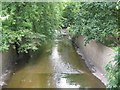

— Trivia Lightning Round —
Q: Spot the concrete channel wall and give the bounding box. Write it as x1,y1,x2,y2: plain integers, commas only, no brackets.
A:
75,35,115,85
0,47,17,86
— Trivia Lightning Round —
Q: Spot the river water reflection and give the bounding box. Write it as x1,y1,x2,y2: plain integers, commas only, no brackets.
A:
3,36,105,88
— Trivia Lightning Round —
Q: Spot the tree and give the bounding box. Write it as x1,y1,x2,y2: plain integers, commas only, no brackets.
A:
0,2,63,53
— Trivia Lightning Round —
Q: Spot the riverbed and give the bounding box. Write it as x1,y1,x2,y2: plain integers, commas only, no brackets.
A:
3,36,105,88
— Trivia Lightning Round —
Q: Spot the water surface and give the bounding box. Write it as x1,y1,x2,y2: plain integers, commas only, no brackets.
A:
3,36,105,88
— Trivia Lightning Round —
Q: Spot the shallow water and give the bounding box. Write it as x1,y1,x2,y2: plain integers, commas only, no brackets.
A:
3,36,105,88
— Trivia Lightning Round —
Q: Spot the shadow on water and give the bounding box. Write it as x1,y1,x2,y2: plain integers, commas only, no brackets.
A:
3,36,105,88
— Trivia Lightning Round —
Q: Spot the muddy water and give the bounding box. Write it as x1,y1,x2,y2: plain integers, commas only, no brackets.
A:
3,36,105,88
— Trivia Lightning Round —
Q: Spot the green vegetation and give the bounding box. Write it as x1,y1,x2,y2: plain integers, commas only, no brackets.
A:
0,2,63,53
62,2,81,28
62,2,120,89
63,2,119,46
1,2,119,89
105,47,120,88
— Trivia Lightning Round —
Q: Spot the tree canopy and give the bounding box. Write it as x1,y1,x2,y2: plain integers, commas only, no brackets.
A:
0,2,64,53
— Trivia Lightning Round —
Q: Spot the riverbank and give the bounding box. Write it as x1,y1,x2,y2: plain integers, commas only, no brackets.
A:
0,47,16,87
0,49,30,87
72,35,115,85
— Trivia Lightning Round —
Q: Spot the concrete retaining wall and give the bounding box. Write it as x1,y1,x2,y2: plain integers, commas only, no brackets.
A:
1,48,17,73
0,47,17,86
75,36,115,85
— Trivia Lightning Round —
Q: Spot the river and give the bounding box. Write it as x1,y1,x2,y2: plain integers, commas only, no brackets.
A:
3,36,105,88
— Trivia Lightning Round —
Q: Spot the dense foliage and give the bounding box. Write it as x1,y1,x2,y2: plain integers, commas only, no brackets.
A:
105,46,120,88
62,2,81,28
1,2,120,88
63,2,120,88
64,2,119,46
0,2,63,53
